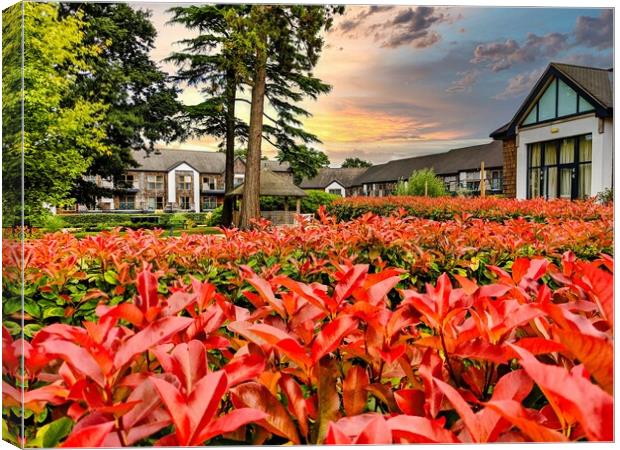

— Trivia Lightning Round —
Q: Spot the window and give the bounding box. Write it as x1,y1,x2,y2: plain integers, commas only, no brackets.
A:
443,175,457,192
234,175,244,187
202,176,218,191
118,174,137,189
146,175,164,190
527,134,592,200
328,188,343,196
459,171,480,191
489,170,502,191
146,196,164,210
119,195,135,210
202,195,218,210
177,174,192,190
179,196,191,210
520,76,596,127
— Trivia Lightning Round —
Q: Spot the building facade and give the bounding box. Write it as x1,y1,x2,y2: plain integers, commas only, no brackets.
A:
351,141,503,197
491,63,613,200
299,168,368,197
67,150,292,213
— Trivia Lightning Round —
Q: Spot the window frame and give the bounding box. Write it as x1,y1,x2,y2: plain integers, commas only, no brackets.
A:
526,134,592,200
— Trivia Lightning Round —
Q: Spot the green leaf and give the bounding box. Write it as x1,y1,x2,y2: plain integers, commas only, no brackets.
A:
103,270,118,285
23,324,42,338
29,417,73,448
43,307,66,319
24,300,41,318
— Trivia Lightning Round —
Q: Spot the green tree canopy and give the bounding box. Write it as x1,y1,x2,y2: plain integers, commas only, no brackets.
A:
3,3,109,224
394,168,447,197
60,3,184,206
341,157,373,168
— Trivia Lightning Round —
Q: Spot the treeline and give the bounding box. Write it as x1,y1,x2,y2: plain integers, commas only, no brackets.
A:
2,4,342,228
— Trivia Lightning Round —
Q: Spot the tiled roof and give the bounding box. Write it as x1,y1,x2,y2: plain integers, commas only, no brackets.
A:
130,149,290,174
354,141,502,185
552,63,613,108
228,169,307,197
300,168,368,189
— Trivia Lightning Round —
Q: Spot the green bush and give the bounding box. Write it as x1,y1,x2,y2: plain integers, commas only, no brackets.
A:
39,213,67,231
206,206,223,227
394,168,446,197
259,190,340,214
596,188,613,205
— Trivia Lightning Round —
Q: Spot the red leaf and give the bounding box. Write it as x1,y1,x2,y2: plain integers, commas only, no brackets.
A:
343,366,369,416
553,328,613,395
224,353,266,387
278,374,309,438
316,357,341,444
333,265,369,305
453,274,478,296
354,415,392,444
394,389,425,416
580,263,613,328
114,316,192,369
231,382,300,444
38,340,105,388
136,265,160,314
484,400,568,442
433,377,487,442
240,266,286,318
388,415,460,443
194,408,268,443
61,421,115,447
509,344,613,441
311,315,358,364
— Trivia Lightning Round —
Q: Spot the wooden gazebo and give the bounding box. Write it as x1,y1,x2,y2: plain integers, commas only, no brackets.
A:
227,169,307,225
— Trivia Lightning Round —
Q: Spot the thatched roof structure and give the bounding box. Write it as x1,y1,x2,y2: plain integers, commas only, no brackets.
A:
227,169,307,197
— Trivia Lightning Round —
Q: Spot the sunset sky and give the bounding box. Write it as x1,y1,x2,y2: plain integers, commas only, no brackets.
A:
136,4,613,165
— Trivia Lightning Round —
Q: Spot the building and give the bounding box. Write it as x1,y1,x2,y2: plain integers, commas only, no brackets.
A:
299,167,368,197
352,141,503,197
67,149,292,213
491,62,613,199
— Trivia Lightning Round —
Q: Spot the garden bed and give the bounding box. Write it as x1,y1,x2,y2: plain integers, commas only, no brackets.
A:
2,198,613,445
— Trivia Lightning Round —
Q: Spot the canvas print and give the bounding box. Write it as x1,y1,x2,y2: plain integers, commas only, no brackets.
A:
1,2,614,447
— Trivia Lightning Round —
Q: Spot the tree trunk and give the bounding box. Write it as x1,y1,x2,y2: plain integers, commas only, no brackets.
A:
221,69,237,227
239,46,267,229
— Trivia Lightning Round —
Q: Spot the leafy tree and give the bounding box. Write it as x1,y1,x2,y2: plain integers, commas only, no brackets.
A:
341,157,372,168
2,3,109,225
394,168,447,197
167,5,336,226
60,3,184,205
236,5,342,228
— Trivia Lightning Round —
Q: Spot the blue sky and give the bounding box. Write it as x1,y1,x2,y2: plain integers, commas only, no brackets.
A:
139,4,613,164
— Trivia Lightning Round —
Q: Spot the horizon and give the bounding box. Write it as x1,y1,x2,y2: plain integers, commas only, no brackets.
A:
135,4,613,165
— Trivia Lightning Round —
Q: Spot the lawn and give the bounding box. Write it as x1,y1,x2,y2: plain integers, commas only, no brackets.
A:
2,197,613,446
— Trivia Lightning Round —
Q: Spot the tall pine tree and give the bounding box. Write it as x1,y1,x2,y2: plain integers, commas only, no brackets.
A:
237,5,342,228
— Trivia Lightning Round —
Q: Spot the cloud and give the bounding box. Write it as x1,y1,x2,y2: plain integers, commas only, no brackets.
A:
471,32,569,71
493,68,544,100
334,6,394,34
573,9,612,50
446,69,480,93
377,7,448,49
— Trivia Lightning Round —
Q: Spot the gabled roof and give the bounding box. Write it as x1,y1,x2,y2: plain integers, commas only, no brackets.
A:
491,62,613,140
354,141,502,185
300,168,368,189
130,149,291,174
227,169,307,197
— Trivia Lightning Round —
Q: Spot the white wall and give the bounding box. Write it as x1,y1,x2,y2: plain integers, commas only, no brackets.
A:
325,181,345,197
515,114,613,199
167,163,201,212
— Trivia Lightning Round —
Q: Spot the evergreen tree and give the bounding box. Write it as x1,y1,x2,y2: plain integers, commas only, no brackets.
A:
237,5,343,228
168,5,340,227
166,5,249,226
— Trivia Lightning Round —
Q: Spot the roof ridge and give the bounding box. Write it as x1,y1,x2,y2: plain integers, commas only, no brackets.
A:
551,61,612,72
